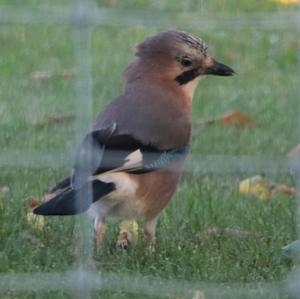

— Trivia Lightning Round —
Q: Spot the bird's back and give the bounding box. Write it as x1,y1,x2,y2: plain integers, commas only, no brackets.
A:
93,80,192,150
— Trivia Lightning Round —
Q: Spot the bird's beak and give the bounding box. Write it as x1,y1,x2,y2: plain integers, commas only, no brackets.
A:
205,59,235,76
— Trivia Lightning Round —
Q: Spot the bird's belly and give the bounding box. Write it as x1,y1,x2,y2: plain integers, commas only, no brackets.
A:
87,172,145,219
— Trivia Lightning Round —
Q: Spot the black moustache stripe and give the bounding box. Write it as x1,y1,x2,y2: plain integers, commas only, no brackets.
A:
175,68,199,85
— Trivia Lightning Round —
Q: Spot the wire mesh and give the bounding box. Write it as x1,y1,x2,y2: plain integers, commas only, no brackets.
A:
0,1,299,298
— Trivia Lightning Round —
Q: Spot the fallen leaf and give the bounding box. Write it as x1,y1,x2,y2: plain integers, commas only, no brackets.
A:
222,111,253,127
239,175,271,199
32,113,74,127
273,0,300,4
27,212,45,231
26,196,39,209
26,191,59,213
197,111,253,128
273,184,296,196
239,175,296,199
30,68,76,82
287,144,300,158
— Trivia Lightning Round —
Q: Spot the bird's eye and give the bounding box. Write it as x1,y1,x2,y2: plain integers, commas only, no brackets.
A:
180,56,193,67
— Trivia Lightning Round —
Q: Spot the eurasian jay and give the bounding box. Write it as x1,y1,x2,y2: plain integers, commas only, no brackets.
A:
33,30,234,247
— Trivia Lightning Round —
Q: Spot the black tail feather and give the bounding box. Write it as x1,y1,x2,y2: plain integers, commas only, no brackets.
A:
33,180,115,216
49,176,71,193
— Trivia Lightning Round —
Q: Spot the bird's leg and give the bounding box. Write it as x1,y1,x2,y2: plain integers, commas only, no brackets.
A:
144,216,158,251
116,219,139,250
94,217,106,252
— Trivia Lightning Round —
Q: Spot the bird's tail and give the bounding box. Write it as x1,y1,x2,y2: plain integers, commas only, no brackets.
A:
33,180,115,216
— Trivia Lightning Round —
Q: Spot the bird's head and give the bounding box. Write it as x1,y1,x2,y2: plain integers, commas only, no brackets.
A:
126,30,234,98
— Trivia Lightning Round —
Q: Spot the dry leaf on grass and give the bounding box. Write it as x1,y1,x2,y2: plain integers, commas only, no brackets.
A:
26,197,45,230
196,111,253,128
273,0,300,4
273,184,296,196
27,212,45,231
31,69,76,81
32,113,75,127
222,111,253,127
26,196,39,209
26,191,58,211
239,175,296,200
239,175,271,199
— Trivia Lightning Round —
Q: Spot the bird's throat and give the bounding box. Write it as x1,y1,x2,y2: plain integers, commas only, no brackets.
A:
180,76,202,99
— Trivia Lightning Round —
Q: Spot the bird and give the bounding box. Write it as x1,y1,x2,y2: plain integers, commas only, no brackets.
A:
33,30,234,248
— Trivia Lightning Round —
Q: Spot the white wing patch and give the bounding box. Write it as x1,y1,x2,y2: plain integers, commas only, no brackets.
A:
123,149,143,169
92,148,143,176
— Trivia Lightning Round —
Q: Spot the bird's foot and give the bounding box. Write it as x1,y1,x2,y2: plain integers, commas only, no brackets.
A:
116,232,130,250
116,220,139,250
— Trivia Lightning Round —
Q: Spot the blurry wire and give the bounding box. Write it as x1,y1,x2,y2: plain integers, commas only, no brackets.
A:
0,150,293,175
0,5,298,30
0,271,286,298
0,1,299,298
70,3,95,298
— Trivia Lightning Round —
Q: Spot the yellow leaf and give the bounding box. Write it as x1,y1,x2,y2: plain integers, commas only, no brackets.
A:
239,175,271,199
27,212,45,231
273,0,300,4
239,176,295,199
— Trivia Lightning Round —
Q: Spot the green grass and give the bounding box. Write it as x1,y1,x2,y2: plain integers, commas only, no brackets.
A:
0,1,299,298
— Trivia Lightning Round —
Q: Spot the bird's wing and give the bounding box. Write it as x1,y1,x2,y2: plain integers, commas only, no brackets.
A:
72,122,188,188
33,123,188,216
34,180,115,216
48,177,71,193
70,123,117,189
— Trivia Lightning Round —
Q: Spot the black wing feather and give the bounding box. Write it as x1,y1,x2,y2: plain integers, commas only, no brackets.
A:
72,128,189,185
49,177,71,193
35,123,188,216
34,180,115,215
71,124,117,189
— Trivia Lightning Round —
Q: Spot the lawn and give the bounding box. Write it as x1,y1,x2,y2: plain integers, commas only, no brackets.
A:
0,0,299,298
